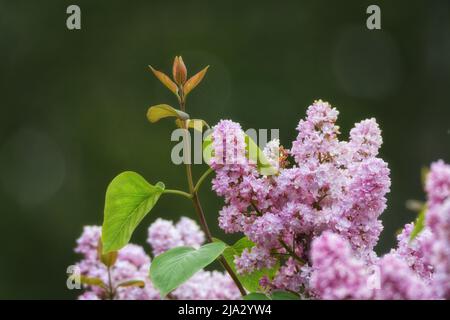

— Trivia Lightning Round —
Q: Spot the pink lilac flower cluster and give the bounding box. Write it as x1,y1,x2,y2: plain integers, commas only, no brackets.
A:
309,231,373,300
424,161,450,298
306,160,450,300
146,217,205,255
209,99,449,299
75,226,159,300
73,217,240,300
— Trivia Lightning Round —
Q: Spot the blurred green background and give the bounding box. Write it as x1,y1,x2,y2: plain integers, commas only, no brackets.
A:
0,0,449,299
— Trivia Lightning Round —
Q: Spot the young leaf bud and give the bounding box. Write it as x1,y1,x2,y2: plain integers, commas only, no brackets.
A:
172,56,187,86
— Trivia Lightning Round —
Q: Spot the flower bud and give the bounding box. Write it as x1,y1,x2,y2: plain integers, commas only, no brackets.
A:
172,56,187,86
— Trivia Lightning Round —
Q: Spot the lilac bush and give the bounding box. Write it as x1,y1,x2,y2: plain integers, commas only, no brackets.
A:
69,57,449,300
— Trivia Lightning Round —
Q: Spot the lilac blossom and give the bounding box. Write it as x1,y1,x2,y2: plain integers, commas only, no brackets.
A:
309,232,372,299
210,119,249,169
390,223,434,281
290,100,340,166
147,217,206,256
72,218,240,300
75,226,102,260
74,227,159,300
426,160,450,209
375,254,435,300
335,158,390,256
172,271,241,300
348,118,382,161
424,161,450,298
235,246,276,274
146,218,183,256
427,199,450,298
210,100,391,295
272,259,309,294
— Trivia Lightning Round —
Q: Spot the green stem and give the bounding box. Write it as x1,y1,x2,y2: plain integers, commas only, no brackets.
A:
163,189,193,199
279,239,306,265
251,201,262,216
107,266,114,300
193,168,214,194
191,192,213,242
177,96,246,297
190,189,245,296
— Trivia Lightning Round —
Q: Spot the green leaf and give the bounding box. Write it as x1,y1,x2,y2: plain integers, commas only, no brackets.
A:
97,239,118,267
101,251,118,267
245,291,300,300
202,133,277,176
175,119,209,131
223,237,279,292
150,242,227,297
245,135,278,176
244,293,270,300
271,290,300,300
116,280,146,289
147,104,189,123
410,205,427,242
202,133,213,165
79,276,106,289
102,171,165,254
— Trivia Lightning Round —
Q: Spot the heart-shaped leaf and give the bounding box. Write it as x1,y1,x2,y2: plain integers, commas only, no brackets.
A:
150,241,227,297
147,104,189,123
102,171,165,254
